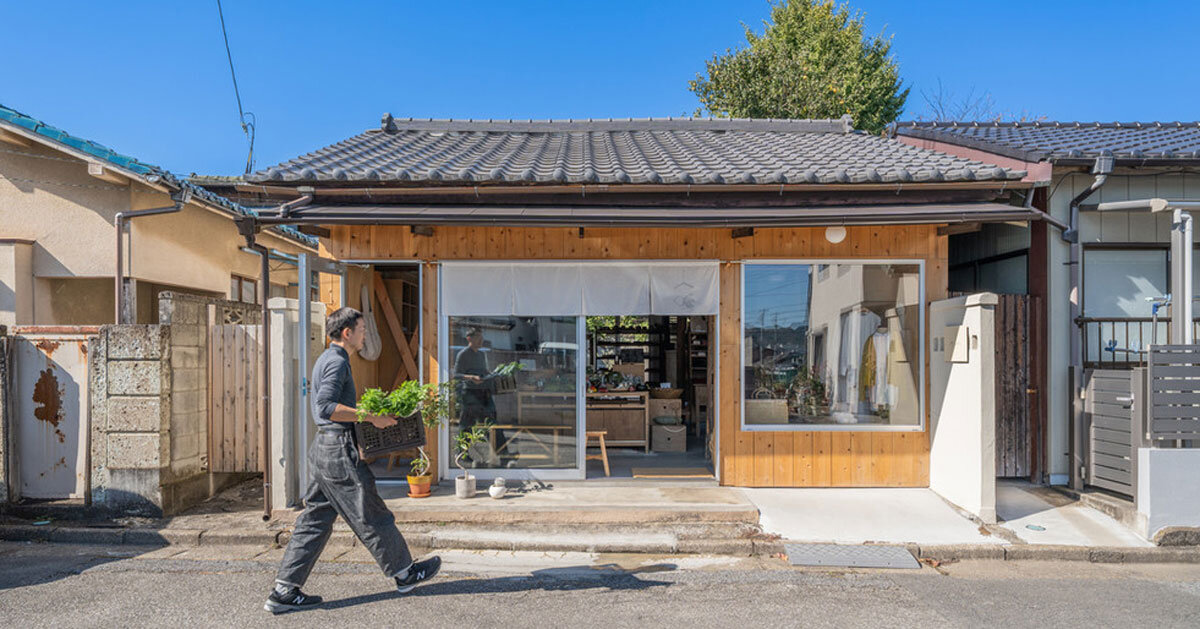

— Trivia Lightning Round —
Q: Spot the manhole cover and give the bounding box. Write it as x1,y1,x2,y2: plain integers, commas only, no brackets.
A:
783,543,920,569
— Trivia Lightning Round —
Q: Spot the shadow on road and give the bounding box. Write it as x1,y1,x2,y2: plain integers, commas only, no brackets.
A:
319,563,676,611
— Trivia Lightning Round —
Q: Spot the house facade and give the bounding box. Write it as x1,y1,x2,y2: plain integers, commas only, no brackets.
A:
0,104,317,327
897,120,1200,491
225,115,1039,489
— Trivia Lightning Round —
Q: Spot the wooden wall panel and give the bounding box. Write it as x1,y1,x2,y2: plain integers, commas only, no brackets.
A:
325,224,943,487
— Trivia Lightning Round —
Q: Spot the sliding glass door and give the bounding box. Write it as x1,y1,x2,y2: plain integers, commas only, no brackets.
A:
443,315,585,479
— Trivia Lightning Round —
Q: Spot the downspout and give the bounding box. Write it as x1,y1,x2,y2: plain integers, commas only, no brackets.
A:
113,188,193,324
238,192,311,522
1063,155,1113,490
240,223,274,521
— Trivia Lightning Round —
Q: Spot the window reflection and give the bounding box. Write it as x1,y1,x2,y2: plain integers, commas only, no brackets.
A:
448,316,578,468
743,263,922,427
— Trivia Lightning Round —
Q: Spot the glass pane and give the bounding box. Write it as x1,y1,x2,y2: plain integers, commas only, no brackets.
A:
230,276,240,301
448,316,578,469
242,278,257,304
1083,249,1166,317
743,263,922,427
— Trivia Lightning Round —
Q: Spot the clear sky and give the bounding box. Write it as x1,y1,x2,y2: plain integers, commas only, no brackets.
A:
3,1,1196,176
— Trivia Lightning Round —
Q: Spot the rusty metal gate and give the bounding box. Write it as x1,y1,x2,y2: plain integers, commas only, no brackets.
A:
10,327,97,500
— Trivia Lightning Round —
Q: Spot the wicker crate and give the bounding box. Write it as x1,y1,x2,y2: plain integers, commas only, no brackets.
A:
355,412,426,458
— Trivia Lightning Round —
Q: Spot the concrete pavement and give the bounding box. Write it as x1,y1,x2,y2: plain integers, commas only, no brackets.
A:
2,541,1199,628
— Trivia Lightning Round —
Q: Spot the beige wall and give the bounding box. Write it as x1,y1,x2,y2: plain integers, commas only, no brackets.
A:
0,241,33,326
0,135,314,326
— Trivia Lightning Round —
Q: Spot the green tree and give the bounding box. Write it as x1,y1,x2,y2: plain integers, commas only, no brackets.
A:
689,0,908,134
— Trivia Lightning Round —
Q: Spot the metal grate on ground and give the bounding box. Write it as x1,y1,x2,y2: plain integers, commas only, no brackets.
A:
783,543,920,569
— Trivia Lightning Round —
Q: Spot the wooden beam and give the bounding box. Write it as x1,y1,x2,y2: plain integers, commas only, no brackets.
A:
373,272,420,386
0,128,33,147
87,162,130,186
298,225,332,238
936,222,981,236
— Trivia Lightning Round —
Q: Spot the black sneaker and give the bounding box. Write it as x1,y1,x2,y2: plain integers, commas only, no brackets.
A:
395,556,441,593
264,587,323,614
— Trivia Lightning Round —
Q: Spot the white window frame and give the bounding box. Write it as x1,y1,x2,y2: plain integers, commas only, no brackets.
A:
739,259,926,433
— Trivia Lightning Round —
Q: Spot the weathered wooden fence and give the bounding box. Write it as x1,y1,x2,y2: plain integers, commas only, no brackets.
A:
207,308,263,473
995,294,1038,478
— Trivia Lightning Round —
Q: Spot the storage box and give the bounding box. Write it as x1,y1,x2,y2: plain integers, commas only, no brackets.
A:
649,398,682,419
612,362,646,381
652,424,687,452
744,398,789,423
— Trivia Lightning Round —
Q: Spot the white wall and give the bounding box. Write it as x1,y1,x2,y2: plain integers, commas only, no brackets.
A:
929,293,997,523
268,298,327,511
0,241,33,326
1137,447,1200,541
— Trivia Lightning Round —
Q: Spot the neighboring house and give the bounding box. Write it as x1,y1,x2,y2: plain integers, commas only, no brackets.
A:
220,114,1039,493
0,104,318,327
896,120,1200,490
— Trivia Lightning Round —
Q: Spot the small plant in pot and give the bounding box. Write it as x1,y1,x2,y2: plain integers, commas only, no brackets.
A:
452,420,493,499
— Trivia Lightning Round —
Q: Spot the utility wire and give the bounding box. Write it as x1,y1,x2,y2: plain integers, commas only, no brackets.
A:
216,0,256,175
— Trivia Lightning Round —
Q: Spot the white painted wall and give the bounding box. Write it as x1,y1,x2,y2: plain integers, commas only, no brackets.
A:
929,293,997,523
0,241,33,326
1137,447,1200,540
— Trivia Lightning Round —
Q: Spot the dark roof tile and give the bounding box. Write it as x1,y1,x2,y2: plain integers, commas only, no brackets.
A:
249,115,1024,186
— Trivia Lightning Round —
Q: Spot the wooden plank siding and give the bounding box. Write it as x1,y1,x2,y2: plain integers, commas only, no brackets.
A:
324,225,943,487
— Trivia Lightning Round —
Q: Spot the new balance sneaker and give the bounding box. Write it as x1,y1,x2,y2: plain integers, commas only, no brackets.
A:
395,556,442,593
264,587,323,614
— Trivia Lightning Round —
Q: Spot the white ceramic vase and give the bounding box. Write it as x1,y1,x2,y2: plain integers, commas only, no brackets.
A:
488,477,507,499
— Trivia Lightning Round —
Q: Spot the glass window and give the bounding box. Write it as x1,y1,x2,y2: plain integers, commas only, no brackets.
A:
743,262,923,428
1083,249,1167,317
448,316,578,469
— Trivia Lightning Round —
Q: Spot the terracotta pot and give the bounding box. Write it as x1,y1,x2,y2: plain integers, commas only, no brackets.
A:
407,474,432,498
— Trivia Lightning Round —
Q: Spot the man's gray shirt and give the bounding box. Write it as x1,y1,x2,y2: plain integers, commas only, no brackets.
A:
312,344,355,428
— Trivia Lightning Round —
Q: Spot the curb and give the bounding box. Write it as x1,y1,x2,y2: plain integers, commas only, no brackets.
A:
5,525,1200,563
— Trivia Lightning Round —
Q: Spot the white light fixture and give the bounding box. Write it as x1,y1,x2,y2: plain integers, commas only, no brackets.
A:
825,226,847,243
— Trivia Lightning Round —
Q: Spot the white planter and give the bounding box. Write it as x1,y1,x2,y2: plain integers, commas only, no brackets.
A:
455,475,476,499
488,477,508,499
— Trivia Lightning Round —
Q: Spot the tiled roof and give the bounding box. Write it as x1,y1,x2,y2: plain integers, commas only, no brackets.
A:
0,104,316,248
248,114,1023,186
895,121,1200,164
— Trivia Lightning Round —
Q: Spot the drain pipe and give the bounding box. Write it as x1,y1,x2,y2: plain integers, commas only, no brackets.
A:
1064,155,1113,490
113,188,193,323
240,224,274,522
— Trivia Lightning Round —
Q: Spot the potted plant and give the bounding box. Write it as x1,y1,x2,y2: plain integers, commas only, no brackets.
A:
452,420,493,499
357,380,457,498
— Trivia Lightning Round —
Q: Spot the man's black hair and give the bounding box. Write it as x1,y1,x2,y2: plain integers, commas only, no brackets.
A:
466,327,483,338
327,307,363,341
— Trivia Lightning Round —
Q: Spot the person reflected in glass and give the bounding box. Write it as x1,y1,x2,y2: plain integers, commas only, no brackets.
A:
454,327,497,466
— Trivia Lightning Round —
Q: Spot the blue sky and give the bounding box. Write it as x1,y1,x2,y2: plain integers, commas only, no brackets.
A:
3,1,1196,176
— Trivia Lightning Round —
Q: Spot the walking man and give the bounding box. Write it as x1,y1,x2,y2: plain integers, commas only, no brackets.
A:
266,307,440,614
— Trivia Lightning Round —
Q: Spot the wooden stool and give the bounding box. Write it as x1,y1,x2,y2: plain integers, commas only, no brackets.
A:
585,430,610,477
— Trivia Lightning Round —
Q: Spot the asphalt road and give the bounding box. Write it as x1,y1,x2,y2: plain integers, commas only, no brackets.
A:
1,541,1198,628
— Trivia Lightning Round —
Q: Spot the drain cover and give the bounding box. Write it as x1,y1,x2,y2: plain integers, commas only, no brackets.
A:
783,543,920,569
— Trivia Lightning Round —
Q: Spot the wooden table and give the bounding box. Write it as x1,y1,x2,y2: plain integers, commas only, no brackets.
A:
487,424,572,465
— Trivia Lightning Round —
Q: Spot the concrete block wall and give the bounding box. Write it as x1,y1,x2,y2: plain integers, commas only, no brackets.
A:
159,294,208,483
89,325,171,514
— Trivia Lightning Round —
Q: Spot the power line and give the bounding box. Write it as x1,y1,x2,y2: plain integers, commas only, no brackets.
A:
216,0,256,175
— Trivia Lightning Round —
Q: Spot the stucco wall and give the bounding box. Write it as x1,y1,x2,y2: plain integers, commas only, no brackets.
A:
0,141,311,326
929,293,997,523
0,241,33,327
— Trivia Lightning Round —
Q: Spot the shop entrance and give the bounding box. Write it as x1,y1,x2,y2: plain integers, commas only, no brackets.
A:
439,262,720,482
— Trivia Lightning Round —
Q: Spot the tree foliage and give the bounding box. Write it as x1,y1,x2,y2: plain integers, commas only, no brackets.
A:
689,1,908,134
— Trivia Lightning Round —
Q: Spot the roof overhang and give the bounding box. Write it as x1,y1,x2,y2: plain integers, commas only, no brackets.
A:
253,201,1037,228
